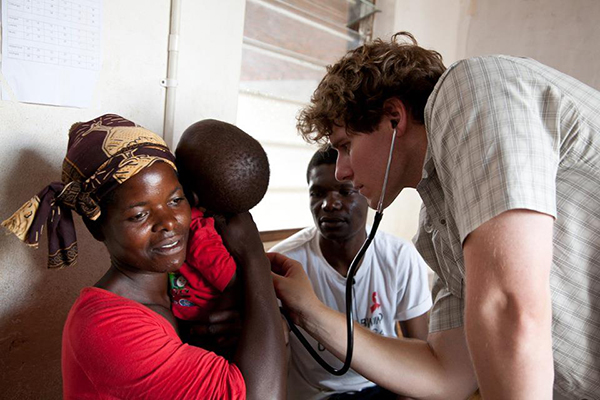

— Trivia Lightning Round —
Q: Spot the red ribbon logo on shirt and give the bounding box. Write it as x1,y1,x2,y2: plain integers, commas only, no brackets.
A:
370,291,381,313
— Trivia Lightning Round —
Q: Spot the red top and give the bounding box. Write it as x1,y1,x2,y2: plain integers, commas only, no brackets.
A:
171,207,237,320
62,287,245,400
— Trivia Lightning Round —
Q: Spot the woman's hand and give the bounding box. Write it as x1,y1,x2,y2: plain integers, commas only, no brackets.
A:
268,252,324,328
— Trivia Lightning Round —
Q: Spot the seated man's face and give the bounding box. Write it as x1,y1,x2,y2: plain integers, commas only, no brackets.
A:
308,163,368,242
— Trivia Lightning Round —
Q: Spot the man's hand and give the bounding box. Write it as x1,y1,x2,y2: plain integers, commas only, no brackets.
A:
268,252,323,328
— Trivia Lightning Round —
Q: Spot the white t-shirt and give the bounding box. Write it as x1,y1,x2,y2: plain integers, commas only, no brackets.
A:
271,227,432,400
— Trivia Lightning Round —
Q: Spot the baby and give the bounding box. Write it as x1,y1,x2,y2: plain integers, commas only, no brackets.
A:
171,119,270,351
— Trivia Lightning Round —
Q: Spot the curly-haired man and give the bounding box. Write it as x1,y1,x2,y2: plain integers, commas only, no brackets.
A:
271,32,600,400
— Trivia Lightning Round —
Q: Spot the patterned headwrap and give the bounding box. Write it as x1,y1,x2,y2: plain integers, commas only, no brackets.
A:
1,114,176,269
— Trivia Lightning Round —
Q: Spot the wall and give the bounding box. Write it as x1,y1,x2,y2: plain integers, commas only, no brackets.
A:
374,0,464,64
383,0,600,87
461,0,600,89
0,1,245,399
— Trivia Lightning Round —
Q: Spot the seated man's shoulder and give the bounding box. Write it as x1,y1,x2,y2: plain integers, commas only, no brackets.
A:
269,226,317,256
374,230,416,254
373,231,427,271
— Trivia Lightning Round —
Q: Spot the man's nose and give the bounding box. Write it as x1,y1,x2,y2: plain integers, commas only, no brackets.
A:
322,193,342,211
335,157,353,182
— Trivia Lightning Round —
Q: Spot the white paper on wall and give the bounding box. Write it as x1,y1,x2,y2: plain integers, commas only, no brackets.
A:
1,0,102,107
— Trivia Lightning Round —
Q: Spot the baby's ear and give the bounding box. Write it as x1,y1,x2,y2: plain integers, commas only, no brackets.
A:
184,190,200,208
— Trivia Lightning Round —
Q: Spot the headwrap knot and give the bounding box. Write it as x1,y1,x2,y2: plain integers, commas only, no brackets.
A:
56,181,101,221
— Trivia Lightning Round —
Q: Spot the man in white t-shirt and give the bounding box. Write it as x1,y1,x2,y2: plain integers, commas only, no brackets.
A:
271,147,432,400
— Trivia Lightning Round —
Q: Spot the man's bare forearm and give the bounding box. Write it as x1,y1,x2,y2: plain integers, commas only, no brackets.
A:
300,303,476,399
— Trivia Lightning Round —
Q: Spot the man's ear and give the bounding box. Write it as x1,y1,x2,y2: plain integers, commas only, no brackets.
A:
383,97,409,136
83,217,105,242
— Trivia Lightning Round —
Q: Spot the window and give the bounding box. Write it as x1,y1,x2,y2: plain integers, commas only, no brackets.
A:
237,0,377,231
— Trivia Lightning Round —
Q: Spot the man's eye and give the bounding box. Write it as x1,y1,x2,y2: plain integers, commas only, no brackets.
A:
310,191,323,198
340,188,358,196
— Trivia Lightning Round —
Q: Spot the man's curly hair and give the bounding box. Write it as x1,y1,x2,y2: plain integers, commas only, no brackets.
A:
297,32,446,144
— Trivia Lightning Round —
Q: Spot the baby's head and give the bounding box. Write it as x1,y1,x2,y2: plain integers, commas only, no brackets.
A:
175,119,270,214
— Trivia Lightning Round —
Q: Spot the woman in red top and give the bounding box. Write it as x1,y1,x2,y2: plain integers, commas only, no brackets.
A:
2,114,286,399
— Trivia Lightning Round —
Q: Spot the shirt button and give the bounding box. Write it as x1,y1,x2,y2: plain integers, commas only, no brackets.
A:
440,219,446,225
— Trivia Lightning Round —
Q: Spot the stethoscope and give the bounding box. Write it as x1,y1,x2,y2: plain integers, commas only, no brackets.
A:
281,123,398,375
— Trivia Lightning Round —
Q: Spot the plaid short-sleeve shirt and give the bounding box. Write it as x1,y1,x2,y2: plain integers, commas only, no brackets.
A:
414,55,600,398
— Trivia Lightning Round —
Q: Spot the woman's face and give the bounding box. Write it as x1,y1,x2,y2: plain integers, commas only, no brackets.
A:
99,161,191,274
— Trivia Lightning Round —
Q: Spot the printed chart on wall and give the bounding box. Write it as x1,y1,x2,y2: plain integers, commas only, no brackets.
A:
1,0,102,107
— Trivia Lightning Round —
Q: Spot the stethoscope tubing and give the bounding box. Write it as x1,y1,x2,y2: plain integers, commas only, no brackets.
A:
281,211,383,375
281,127,397,375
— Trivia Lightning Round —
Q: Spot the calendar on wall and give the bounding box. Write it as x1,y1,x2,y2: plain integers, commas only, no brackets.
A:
1,0,102,107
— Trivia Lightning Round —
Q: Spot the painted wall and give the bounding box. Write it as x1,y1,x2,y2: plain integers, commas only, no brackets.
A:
461,0,600,89
0,1,245,399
